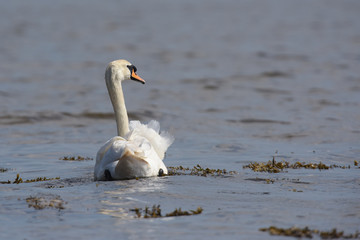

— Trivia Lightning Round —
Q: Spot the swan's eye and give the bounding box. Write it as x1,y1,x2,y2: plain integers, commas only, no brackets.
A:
127,64,145,84
127,65,137,73
127,65,133,73
158,168,164,176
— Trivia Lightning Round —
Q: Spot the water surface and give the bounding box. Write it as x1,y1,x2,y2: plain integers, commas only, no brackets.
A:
0,0,359,239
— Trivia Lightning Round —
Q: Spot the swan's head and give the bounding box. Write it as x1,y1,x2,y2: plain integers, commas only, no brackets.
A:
105,59,145,84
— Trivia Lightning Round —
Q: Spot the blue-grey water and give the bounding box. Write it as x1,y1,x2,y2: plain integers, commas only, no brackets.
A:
1,0,359,239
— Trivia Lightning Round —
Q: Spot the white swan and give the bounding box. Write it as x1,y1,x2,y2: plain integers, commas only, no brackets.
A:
94,59,174,181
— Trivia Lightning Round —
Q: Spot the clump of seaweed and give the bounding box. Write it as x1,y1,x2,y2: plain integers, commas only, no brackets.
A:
243,157,350,173
0,167,8,173
260,226,313,238
168,164,237,177
131,205,162,218
243,158,289,173
0,174,60,184
13,173,23,183
130,205,203,218
24,176,60,183
259,226,359,239
245,177,275,184
165,207,203,217
46,185,65,189
59,156,93,161
319,228,359,239
26,195,66,210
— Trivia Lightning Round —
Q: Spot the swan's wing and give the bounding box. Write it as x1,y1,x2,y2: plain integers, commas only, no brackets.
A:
95,136,125,167
127,120,174,159
94,136,127,180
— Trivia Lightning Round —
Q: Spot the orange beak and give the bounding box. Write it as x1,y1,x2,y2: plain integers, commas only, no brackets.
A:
131,69,145,84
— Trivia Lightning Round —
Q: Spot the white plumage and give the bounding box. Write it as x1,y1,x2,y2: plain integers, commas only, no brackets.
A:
94,60,174,181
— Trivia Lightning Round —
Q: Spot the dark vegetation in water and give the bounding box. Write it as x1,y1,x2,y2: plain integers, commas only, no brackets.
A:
259,226,359,239
168,164,237,177
245,177,275,184
26,195,66,210
46,185,65,189
260,70,291,78
130,205,203,218
59,156,93,161
0,167,8,172
0,174,60,184
245,177,311,186
243,157,352,173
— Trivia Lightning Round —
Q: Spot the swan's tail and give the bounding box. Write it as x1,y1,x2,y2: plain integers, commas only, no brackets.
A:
127,120,174,159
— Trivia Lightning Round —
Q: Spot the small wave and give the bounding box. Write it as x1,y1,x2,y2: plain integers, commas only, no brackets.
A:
0,111,146,125
227,118,291,125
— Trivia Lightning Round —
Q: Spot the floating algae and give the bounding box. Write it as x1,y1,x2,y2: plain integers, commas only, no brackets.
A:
25,176,60,183
130,205,203,218
0,173,23,184
243,157,351,173
168,164,237,177
13,174,23,184
0,174,60,184
131,205,162,218
245,177,275,184
165,207,203,217
59,156,93,161
259,226,360,239
260,226,313,238
26,195,66,210
319,229,360,239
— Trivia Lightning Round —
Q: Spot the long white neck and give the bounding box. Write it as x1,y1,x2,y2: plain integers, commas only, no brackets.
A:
105,70,129,137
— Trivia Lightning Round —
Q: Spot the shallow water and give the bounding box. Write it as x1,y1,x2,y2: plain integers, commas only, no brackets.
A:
1,0,360,239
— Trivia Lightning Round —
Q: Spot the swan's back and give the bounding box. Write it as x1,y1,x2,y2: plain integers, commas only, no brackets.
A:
94,120,174,180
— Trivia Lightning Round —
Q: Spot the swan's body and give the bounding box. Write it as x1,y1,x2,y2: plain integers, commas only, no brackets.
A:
94,60,174,181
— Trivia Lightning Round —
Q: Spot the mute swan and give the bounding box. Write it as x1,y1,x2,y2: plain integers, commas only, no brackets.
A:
94,59,174,181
